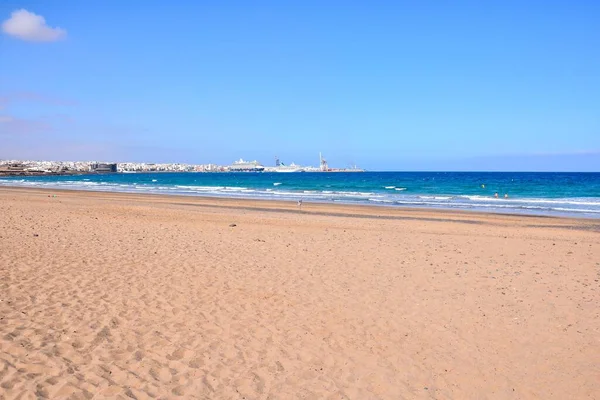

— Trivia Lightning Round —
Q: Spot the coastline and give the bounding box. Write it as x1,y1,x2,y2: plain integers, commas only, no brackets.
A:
1,186,599,398
2,185,600,226
2,183,600,222
2,170,599,219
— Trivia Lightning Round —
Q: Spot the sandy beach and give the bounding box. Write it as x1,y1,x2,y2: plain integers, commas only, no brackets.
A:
0,187,598,399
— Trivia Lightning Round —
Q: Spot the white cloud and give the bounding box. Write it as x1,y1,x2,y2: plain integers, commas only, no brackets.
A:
2,9,66,42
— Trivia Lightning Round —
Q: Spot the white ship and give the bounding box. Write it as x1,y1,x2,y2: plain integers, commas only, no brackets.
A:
229,159,265,172
275,163,303,172
271,157,304,172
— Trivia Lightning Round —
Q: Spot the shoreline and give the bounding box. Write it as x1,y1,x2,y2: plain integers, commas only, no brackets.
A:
1,184,599,222
2,185,600,227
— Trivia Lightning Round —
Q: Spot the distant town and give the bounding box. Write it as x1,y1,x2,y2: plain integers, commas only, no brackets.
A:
0,154,364,176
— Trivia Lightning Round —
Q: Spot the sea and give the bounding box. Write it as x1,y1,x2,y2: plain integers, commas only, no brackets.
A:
1,172,600,218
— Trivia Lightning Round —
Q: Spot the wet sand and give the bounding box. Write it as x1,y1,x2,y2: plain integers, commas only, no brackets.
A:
1,187,598,399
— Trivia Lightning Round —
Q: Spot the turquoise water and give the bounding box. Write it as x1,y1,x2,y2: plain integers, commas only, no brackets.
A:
2,172,600,218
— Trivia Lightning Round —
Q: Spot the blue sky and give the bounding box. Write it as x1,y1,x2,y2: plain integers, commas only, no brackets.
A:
0,1,598,171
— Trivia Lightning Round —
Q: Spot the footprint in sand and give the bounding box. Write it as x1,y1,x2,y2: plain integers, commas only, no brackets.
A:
166,347,187,361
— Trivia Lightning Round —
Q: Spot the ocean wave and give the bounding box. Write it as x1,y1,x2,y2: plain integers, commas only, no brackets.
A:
369,198,394,203
462,195,600,206
419,195,452,200
389,199,600,214
1,177,599,217
552,207,600,213
174,185,248,191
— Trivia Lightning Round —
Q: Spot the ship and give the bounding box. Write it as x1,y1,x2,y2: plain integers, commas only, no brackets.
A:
270,157,304,173
228,159,265,172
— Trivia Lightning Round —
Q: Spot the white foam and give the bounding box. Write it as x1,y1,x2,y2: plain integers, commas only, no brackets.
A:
464,195,600,206
419,195,451,200
1,177,599,217
552,207,600,213
369,198,393,203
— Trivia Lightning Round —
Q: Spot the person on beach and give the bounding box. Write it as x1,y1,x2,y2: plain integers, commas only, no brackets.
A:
494,192,499,198
504,193,509,199
298,199,303,209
